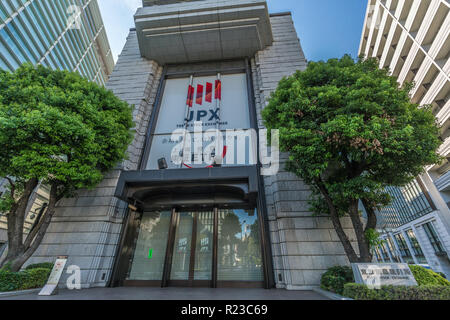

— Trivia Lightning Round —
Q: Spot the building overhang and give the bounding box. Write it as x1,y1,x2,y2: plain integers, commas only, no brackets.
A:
115,166,259,210
134,0,273,64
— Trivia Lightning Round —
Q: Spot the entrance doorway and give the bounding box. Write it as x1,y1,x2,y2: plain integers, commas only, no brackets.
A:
121,208,264,288
168,211,214,287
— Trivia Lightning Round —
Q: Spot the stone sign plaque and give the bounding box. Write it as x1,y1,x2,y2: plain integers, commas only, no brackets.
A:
38,256,68,296
351,263,418,288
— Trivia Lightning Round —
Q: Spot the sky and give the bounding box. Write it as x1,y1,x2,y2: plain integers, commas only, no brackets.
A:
97,0,368,63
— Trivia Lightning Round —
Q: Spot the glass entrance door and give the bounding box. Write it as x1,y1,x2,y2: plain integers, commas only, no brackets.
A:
120,208,265,288
169,211,214,286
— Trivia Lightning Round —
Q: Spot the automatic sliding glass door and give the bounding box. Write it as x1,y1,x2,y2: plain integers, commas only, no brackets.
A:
122,208,265,288
168,211,214,286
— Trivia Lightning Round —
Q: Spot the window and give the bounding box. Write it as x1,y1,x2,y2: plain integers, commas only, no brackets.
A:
379,243,391,262
0,241,6,257
374,247,383,262
406,229,427,264
394,233,415,264
423,222,446,254
386,236,401,262
146,73,254,170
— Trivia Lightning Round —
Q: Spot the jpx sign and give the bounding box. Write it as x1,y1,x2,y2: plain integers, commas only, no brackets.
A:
351,263,418,289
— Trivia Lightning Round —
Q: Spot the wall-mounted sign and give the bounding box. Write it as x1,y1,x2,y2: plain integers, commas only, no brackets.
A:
147,73,256,169
351,263,418,288
38,256,68,296
154,74,251,134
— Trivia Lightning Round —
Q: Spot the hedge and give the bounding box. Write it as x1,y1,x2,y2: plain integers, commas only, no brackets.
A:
25,262,54,271
409,265,450,286
0,268,51,292
320,266,354,295
343,283,450,300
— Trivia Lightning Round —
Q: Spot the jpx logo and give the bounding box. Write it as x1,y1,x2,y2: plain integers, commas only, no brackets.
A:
186,80,222,123
187,109,219,122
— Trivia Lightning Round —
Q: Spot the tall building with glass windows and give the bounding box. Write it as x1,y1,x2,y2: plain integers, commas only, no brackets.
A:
0,0,114,255
0,0,114,85
360,0,450,278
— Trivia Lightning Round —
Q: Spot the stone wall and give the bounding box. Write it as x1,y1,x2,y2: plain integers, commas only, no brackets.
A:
27,30,162,288
252,14,358,290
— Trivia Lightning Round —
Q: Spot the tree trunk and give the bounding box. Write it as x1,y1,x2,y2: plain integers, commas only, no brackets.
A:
348,200,372,262
315,179,359,263
0,178,38,270
362,198,378,232
0,180,58,272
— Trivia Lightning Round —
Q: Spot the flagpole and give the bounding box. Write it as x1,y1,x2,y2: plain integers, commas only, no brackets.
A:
181,75,194,168
215,73,222,165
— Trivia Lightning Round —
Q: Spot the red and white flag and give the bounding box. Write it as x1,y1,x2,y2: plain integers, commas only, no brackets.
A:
196,84,204,105
186,85,194,107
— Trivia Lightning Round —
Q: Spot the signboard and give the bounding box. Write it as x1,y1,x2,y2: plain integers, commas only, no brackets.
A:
352,263,418,288
155,74,251,134
146,73,256,169
38,256,68,296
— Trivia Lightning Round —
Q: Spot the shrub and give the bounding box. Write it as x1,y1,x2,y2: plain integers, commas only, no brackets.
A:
0,270,22,292
20,268,51,290
409,265,450,286
343,283,450,300
0,268,51,292
25,263,54,271
320,266,354,295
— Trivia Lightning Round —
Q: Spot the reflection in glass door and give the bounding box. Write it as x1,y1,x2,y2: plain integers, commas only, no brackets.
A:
169,211,214,285
170,212,194,280
127,211,172,281
194,212,214,280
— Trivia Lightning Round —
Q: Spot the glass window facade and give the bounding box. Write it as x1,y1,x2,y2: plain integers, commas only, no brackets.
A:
386,236,401,263
378,242,391,262
0,0,113,85
405,229,427,264
394,233,415,264
376,179,434,229
423,222,446,254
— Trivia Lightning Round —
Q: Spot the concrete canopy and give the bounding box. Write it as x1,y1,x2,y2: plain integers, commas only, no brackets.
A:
135,0,273,64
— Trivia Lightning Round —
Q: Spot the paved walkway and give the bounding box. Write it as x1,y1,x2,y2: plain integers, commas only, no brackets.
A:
0,287,328,300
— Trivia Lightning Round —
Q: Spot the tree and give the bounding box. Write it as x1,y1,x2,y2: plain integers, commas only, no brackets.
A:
0,64,133,271
262,55,442,263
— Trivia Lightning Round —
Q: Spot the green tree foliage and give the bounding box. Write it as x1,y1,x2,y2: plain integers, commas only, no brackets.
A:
0,63,133,271
262,55,441,262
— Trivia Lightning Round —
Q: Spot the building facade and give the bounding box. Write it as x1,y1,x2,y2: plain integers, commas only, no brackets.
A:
359,0,450,278
24,0,358,290
0,0,114,254
0,0,113,84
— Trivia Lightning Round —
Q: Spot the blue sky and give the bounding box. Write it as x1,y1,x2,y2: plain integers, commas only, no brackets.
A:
98,0,368,63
